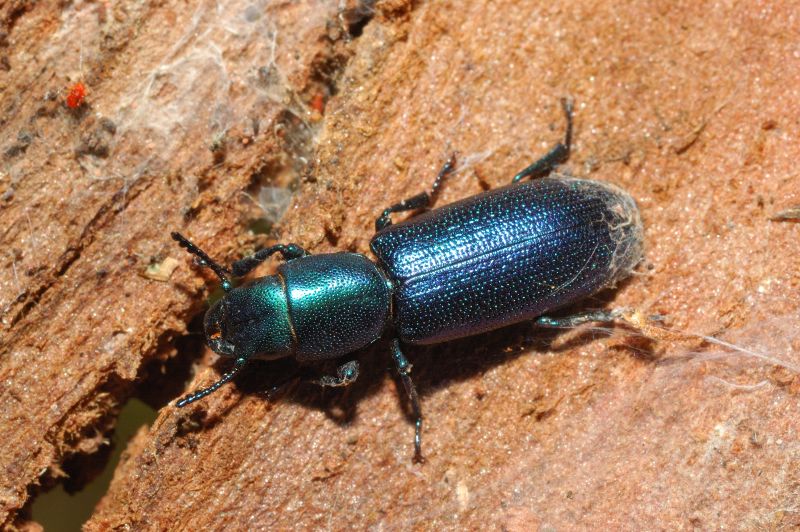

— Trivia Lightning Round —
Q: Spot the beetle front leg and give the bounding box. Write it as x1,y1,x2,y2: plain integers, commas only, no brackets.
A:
314,360,360,387
375,154,457,231
231,243,308,277
512,98,573,183
390,338,425,463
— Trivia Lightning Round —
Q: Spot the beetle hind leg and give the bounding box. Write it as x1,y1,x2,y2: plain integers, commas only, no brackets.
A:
535,309,669,341
533,307,665,330
512,98,573,183
533,308,623,328
390,339,425,463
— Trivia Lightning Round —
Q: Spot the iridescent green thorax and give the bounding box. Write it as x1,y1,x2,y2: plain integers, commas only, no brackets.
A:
279,253,392,361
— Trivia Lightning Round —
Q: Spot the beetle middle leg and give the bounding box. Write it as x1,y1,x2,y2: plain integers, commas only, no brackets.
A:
512,98,573,183
231,243,308,277
390,338,425,463
374,154,457,231
314,360,360,387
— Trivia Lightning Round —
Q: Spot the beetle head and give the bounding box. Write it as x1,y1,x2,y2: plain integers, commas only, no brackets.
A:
202,276,295,360
170,233,295,361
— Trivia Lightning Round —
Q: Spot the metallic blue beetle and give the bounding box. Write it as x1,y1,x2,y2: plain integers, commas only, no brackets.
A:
172,100,643,461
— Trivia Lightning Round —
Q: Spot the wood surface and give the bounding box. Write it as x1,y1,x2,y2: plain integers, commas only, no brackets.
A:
1,0,799,529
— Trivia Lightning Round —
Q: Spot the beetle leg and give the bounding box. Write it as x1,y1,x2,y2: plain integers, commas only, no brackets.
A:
390,339,425,463
533,308,624,328
512,98,573,183
231,243,308,277
314,360,360,387
375,154,457,231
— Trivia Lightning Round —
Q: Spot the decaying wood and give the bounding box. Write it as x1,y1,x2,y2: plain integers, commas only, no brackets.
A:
1,0,799,529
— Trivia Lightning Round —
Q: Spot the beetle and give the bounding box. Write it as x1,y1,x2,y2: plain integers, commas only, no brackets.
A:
171,99,644,461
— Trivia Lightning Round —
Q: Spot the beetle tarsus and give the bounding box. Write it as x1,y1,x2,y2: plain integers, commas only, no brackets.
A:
175,357,248,407
315,360,360,387
512,97,574,183
391,339,425,463
375,153,457,231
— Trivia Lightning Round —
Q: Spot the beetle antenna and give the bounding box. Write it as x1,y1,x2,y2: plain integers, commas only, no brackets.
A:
171,232,233,291
175,357,248,407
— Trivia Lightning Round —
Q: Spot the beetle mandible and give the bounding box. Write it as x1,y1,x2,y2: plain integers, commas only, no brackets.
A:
171,99,644,462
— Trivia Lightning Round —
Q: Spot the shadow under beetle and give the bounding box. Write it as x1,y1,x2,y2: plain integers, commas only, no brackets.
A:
172,99,644,462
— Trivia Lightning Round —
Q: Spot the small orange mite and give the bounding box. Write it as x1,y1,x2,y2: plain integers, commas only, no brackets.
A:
66,82,86,109
310,93,325,114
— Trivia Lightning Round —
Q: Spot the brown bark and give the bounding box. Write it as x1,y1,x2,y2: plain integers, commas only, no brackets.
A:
1,0,799,529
